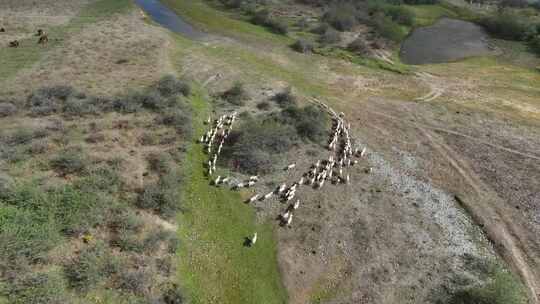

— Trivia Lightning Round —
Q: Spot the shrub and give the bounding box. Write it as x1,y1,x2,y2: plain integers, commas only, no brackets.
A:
50,148,88,175
479,12,530,41
137,182,180,219
148,152,175,174
75,166,121,193
118,269,152,296
311,23,329,34
113,228,145,253
28,140,49,155
108,207,144,231
256,101,271,110
5,270,69,304
143,228,178,253
65,242,115,291
319,28,341,44
272,87,297,108
162,284,184,304
250,9,288,34
4,128,36,146
221,82,248,105
348,38,371,55
530,35,540,55
27,86,75,116
0,102,17,117
323,3,358,31
140,90,168,110
62,96,98,116
383,5,415,26
281,105,329,142
291,39,314,53
223,119,297,174
110,93,143,113
156,75,191,97
371,13,406,42
161,108,192,137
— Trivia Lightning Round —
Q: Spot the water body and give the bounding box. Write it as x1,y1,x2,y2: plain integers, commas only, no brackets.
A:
135,0,206,39
400,18,493,65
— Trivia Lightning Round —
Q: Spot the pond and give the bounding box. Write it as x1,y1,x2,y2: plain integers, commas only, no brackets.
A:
400,18,493,65
135,0,206,40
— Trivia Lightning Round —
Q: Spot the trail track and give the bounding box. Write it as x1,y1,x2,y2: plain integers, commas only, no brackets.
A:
363,103,539,303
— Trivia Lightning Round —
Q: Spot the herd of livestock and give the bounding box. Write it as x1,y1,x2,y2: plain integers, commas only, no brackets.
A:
199,99,369,246
1,27,49,47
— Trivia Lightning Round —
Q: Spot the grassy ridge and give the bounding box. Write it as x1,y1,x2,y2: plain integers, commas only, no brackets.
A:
0,0,132,82
176,89,287,304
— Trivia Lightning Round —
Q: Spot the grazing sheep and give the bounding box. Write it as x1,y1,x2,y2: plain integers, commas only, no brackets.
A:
0,27,5,33
250,232,257,246
299,177,305,185
247,180,256,187
285,163,296,171
293,199,300,210
222,176,230,184
9,40,19,48
36,29,44,36
249,175,259,181
214,176,221,185
277,183,287,194
38,35,48,45
286,213,293,226
346,174,350,184
248,194,260,203
264,192,274,199
360,147,366,157
282,210,291,220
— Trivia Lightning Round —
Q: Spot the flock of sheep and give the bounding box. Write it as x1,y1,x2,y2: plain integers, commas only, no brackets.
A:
2,28,49,47
198,100,369,247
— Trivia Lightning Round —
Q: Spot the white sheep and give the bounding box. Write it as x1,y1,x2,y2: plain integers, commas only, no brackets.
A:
249,194,260,203
293,199,300,210
285,163,296,171
299,177,305,185
249,175,259,181
264,192,274,199
360,147,366,157
346,174,350,184
247,181,256,187
222,176,230,184
251,232,257,245
214,176,221,185
286,213,293,226
277,183,287,194
282,210,291,220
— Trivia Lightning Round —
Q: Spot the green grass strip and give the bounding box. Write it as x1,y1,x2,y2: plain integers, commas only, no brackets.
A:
176,88,287,304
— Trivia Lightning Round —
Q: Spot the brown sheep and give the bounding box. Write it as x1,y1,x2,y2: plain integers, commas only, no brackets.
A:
9,40,19,48
0,27,5,33
38,35,49,45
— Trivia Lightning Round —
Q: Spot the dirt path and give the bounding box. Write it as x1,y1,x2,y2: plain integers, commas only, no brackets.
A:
415,72,444,102
417,126,540,304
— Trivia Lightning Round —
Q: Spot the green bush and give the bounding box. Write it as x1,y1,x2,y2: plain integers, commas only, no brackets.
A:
323,3,358,31
108,207,144,232
0,102,17,117
156,75,191,97
281,105,329,142
147,152,175,175
161,108,193,137
256,101,271,110
272,87,297,108
50,148,88,175
348,38,371,55
250,9,288,34
162,284,184,304
479,12,531,41
221,81,248,106
62,96,99,116
113,228,145,253
5,270,69,304
291,39,314,53
371,13,406,42
319,28,341,44
223,119,297,174
117,269,152,296
65,241,116,291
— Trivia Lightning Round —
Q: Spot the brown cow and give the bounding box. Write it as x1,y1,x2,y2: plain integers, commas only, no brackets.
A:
9,40,19,48
38,35,48,45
